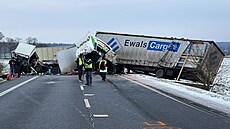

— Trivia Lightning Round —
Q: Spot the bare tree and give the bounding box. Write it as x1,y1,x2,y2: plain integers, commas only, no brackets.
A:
15,37,22,43
5,37,16,43
0,32,4,41
26,37,38,44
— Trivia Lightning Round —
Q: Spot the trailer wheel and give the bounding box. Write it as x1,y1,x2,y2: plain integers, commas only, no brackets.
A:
112,65,124,74
156,69,164,78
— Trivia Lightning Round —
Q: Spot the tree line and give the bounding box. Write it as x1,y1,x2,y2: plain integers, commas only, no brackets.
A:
0,32,38,44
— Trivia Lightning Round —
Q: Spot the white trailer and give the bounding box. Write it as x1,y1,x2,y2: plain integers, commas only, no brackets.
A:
56,47,78,74
36,46,70,64
96,31,224,85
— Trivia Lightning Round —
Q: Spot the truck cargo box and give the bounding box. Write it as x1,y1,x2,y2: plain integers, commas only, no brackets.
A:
96,31,224,85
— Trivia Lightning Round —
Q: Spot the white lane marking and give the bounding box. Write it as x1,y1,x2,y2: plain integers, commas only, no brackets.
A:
46,81,55,84
0,76,39,97
84,99,91,108
93,114,109,118
84,94,95,97
80,86,84,91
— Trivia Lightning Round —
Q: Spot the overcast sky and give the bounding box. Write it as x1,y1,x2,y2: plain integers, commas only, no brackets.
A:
1,0,230,43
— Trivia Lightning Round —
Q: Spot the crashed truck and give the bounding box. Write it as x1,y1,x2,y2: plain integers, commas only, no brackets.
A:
96,31,225,85
56,34,116,74
11,43,48,74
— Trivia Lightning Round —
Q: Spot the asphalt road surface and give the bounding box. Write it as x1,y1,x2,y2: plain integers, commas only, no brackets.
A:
0,74,229,129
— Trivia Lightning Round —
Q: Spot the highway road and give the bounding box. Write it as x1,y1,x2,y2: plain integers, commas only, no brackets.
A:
0,75,229,129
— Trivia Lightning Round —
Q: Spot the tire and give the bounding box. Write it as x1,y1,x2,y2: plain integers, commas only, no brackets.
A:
113,65,124,74
156,69,164,78
35,66,42,73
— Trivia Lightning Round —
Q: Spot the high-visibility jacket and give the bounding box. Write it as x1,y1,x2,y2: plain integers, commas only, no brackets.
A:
99,59,107,72
99,60,107,66
85,63,92,69
79,58,83,65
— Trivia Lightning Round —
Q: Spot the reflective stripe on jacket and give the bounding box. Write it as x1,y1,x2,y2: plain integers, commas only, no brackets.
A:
84,63,92,69
99,60,107,66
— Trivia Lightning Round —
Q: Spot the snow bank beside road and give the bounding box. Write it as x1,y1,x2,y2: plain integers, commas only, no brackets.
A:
122,74,230,116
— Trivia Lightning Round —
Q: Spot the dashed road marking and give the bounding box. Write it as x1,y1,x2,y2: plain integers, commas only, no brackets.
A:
46,81,55,84
80,86,84,91
93,114,109,118
84,94,95,97
0,76,38,97
84,99,91,108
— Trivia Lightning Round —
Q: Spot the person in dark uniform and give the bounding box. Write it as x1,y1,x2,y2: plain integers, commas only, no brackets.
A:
75,54,84,82
84,57,93,86
9,57,16,77
15,56,22,77
99,56,107,81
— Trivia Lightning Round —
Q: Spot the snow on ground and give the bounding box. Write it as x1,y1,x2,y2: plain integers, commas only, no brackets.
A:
0,59,10,82
212,57,230,97
0,59,10,74
122,73,230,116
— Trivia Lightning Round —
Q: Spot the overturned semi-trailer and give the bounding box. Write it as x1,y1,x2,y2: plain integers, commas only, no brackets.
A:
96,31,225,85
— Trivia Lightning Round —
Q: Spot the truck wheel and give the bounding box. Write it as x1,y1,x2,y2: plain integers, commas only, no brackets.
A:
35,66,42,73
156,69,164,78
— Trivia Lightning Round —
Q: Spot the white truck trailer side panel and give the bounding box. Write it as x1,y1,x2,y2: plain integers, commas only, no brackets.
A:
96,33,190,68
36,46,70,61
56,47,77,74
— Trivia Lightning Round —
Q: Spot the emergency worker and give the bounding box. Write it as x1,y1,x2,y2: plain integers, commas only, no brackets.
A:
76,54,84,82
9,57,16,77
15,56,22,77
84,58,93,86
99,57,107,81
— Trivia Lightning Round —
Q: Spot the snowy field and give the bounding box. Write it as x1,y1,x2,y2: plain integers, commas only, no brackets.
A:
212,57,230,97
122,74,230,116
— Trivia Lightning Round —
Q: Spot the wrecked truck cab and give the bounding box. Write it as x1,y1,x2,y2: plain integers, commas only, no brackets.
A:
95,37,116,62
12,43,47,74
56,34,116,74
